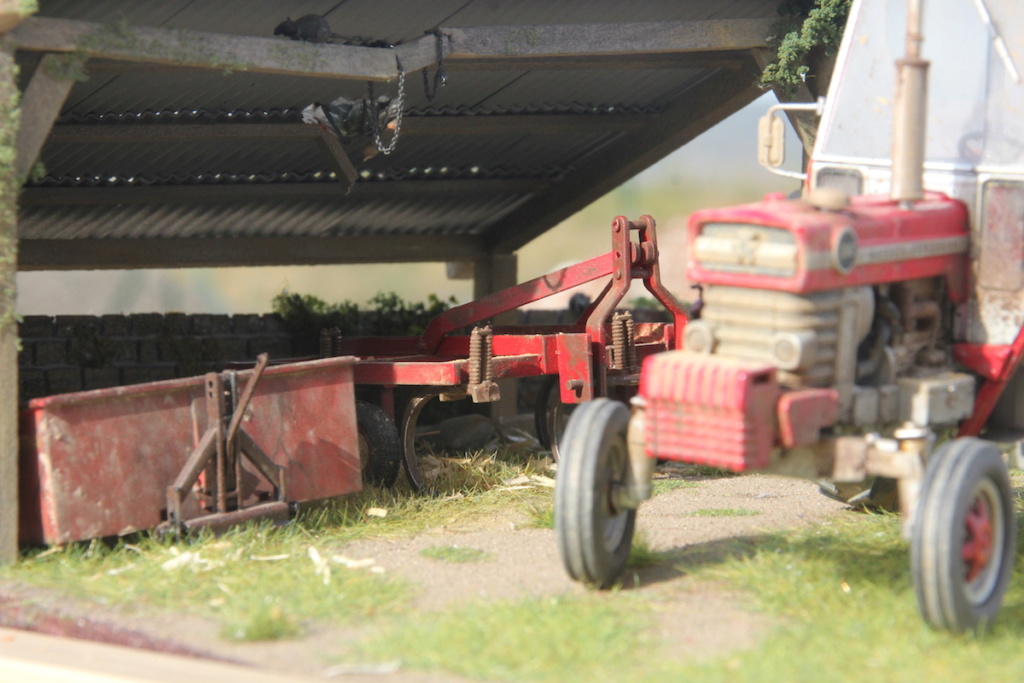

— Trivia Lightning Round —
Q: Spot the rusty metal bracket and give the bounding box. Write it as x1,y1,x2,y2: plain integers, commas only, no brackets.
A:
467,325,500,403
164,353,287,531
609,311,639,373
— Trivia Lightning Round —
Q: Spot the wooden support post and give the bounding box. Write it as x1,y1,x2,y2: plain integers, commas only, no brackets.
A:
15,53,79,180
0,44,20,564
473,252,518,420
0,0,32,562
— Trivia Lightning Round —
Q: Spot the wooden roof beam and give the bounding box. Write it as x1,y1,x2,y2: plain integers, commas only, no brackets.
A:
15,53,81,179
424,18,775,70
10,17,775,82
10,17,400,81
19,234,488,271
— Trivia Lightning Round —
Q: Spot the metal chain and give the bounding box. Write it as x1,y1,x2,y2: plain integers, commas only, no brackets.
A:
422,30,448,102
370,55,405,155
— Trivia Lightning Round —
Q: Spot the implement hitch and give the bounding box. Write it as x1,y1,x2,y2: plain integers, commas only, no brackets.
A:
162,353,288,534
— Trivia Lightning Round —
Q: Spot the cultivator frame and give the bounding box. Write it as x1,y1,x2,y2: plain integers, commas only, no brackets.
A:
332,215,688,489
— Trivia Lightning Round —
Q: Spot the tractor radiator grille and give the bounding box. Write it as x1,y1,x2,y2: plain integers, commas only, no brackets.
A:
698,286,846,388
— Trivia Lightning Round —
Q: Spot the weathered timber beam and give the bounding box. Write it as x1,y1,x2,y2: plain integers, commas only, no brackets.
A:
435,18,775,63
313,126,358,191
10,16,400,81
11,17,774,82
0,36,19,566
44,113,655,145
485,62,766,253
18,234,487,270
77,50,750,74
15,53,79,179
0,0,29,35
19,178,550,207
443,51,750,72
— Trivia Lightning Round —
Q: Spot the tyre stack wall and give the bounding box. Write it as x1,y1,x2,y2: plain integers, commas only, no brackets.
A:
17,313,294,404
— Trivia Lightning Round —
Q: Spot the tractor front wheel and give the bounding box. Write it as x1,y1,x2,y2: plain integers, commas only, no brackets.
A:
911,437,1016,633
555,398,636,588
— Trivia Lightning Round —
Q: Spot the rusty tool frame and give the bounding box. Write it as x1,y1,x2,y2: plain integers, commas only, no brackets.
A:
164,353,288,532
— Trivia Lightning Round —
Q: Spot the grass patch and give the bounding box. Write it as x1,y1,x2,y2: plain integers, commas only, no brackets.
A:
349,508,1024,682
528,502,556,529
626,534,663,569
670,464,736,478
8,524,409,639
661,512,1024,682
689,508,760,518
221,600,301,641
2,446,554,640
652,479,699,495
420,545,491,563
353,595,652,682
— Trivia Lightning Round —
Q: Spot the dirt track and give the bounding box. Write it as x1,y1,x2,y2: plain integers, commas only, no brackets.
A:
0,472,851,681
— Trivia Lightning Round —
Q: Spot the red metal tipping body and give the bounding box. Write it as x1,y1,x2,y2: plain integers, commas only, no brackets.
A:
19,357,360,545
639,351,779,472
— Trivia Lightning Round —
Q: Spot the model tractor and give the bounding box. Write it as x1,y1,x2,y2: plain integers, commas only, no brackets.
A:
555,0,1024,633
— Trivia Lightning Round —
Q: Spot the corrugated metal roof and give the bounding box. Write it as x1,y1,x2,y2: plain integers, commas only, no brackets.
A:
15,0,784,270
21,190,533,239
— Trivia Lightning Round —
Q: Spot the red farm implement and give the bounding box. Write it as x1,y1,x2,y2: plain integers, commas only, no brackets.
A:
323,214,687,490
18,215,686,542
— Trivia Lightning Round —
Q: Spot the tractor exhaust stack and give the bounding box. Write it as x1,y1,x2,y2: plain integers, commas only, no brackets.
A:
891,0,929,205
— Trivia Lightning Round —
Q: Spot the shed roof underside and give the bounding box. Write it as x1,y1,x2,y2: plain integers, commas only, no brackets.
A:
13,0,782,271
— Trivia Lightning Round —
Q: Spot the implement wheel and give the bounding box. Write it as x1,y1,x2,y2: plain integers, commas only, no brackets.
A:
555,398,636,588
356,401,402,488
911,437,1017,633
534,375,576,461
400,388,446,492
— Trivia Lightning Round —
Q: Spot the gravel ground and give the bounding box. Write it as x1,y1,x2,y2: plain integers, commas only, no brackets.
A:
0,470,852,681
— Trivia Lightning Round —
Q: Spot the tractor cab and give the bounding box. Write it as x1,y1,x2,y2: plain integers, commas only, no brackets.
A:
807,0,1024,346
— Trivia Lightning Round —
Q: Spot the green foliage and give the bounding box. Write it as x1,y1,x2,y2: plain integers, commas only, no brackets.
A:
420,545,491,563
761,0,852,93
528,502,555,529
42,53,90,82
625,534,663,569
652,479,698,495
221,599,301,641
0,52,21,340
355,595,651,682
271,290,457,355
688,508,760,518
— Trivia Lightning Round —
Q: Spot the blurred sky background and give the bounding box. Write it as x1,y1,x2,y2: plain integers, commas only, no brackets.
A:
16,92,804,316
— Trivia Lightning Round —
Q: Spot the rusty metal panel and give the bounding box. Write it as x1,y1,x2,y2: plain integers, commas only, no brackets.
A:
19,357,359,545
556,333,593,403
353,360,463,386
640,351,778,471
